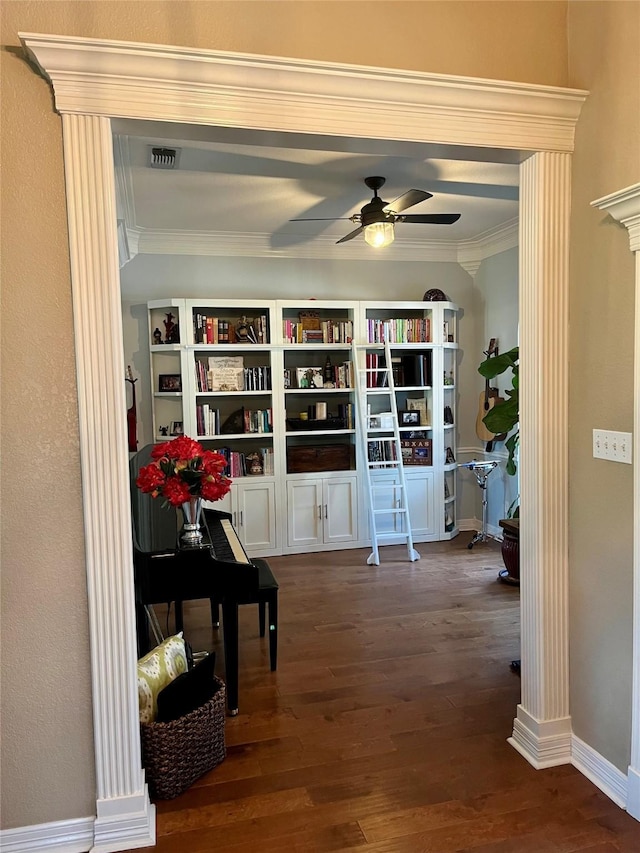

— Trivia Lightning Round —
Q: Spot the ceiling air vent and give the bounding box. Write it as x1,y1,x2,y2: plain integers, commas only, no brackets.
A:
149,147,180,169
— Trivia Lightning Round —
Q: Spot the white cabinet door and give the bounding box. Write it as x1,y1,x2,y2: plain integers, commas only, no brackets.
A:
369,471,403,536
323,476,358,544
405,471,436,537
287,479,322,547
205,481,276,554
235,480,277,552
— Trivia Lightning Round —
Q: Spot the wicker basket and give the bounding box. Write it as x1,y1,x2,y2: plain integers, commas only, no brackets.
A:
141,677,226,800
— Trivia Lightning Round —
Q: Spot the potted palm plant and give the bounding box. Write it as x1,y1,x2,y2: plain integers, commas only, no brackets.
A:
478,347,519,582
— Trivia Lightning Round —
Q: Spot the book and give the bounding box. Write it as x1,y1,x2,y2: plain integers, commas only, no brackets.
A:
401,438,432,466
207,355,244,391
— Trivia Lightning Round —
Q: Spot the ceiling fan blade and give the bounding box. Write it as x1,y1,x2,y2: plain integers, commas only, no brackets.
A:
384,189,432,214
290,217,352,222
399,213,461,224
336,226,364,244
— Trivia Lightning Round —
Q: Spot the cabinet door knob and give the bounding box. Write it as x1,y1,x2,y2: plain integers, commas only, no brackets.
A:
324,504,328,519
317,505,322,520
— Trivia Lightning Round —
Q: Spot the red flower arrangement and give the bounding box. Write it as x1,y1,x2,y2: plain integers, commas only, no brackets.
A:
136,435,232,506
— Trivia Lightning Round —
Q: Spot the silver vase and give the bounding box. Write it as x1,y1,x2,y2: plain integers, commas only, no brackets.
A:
180,496,203,547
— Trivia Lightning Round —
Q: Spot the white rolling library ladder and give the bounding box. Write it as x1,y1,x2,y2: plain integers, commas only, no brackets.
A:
353,337,420,565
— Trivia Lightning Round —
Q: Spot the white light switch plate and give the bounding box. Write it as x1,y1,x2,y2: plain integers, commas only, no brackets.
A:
593,429,633,464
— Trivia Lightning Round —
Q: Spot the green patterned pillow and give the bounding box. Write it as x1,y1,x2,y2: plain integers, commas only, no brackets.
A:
137,633,188,724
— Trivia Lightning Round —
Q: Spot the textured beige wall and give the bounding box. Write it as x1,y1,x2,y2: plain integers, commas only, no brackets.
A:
1,0,571,833
567,0,640,772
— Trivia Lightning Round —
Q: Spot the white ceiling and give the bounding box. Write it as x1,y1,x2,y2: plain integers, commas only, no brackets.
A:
113,120,520,261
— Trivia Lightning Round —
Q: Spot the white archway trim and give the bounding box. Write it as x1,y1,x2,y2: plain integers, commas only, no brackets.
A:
592,183,640,818
20,33,585,152
19,32,586,851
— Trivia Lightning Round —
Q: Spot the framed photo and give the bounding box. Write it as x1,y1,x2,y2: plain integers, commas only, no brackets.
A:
399,409,420,426
295,367,324,389
159,374,182,392
407,397,429,426
170,421,184,436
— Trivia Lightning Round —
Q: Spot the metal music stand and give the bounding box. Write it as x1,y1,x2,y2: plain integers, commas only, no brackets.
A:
459,459,499,549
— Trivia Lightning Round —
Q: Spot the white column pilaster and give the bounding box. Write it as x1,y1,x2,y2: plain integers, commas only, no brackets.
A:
61,112,155,852
592,184,640,818
509,151,573,767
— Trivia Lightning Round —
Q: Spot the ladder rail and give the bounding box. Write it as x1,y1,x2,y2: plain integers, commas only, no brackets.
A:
353,333,420,565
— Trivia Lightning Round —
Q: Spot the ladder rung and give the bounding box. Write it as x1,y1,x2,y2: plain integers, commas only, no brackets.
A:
371,484,405,491
376,532,412,541
373,508,408,515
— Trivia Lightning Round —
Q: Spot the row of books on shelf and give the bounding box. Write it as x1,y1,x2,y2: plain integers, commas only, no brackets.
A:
365,353,432,387
367,317,431,344
196,405,273,436
217,446,274,478
195,356,271,392
282,319,353,345
193,313,269,344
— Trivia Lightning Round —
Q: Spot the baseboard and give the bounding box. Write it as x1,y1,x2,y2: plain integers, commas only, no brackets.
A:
459,517,502,539
571,734,628,809
0,791,155,853
0,817,94,853
509,711,633,816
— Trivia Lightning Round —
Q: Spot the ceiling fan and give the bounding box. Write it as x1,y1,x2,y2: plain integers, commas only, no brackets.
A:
290,176,461,247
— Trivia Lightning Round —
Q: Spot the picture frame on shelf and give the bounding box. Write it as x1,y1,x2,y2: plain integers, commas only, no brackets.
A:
407,397,429,426
170,421,184,436
399,410,420,426
159,374,182,392
295,367,324,389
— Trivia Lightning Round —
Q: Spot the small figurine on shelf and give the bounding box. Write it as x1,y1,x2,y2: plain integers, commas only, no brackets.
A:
323,355,335,388
445,447,456,464
152,328,163,346
246,452,264,475
159,425,169,436
236,315,258,343
163,312,180,344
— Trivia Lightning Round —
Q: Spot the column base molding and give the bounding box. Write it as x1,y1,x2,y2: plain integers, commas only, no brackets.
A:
626,766,640,820
91,790,155,853
508,704,572,768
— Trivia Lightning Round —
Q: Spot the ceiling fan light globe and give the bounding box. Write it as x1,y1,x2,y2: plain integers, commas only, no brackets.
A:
364,221,394,248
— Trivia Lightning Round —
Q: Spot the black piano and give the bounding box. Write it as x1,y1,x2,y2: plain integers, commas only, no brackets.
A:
130,447,278,715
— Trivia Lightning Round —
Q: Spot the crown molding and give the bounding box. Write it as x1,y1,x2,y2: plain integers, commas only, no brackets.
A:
592,183,640,252
21,33,586,154
136,227,460,261
130,217,519,265
458,217,519,259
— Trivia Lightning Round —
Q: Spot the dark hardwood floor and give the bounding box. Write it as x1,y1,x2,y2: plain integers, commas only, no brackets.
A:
136,538,640,852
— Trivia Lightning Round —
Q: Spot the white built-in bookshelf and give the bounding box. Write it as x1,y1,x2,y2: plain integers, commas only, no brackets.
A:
147,298,458,556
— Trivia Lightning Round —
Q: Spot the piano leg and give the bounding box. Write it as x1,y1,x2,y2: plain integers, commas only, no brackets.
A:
259,601,266,637
175,600,184,633
210,598,220,629
267,593,278,672
221,599,239,716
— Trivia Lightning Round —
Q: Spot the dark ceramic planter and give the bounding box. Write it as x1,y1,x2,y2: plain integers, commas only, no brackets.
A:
498,517,520,585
